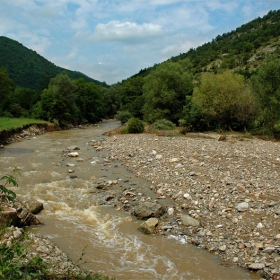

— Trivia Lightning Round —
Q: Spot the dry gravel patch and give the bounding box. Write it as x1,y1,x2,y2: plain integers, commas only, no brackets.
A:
103,132,280,279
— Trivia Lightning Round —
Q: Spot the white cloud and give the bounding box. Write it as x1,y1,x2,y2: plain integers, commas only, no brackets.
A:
67,47,78,59
206,1,239,13
0,0,278,84
91,21,163,43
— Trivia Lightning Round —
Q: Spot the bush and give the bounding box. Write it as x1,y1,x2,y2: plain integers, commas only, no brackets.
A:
0,169,19,205
152,119,176,130
114,111,132,125
127,118,144,133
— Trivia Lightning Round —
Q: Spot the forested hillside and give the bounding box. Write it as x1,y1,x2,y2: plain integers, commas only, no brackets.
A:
110,9,280,137
0,36,102,90
130,10,280,80
1,9,280,137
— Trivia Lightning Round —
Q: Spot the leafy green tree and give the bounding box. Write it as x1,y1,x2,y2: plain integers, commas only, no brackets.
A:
9,87,39,117
142,59,193,123
74,78,105,123
0,68,15,115
38,72,77,126
102,86,118,118
192,70,256,130
114,76,145,118
252,56,280,136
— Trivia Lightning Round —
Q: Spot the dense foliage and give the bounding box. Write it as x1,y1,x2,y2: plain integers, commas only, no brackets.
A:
252,56,280,137
0,36,103,91
127,117,144,133
1,9,280,136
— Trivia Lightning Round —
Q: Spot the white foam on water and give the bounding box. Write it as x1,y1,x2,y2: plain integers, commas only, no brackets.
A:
50,171,63,178
30,162,43,168
0,157,15,164
23,170,43,177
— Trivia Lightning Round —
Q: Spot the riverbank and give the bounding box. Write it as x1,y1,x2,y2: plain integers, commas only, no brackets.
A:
100,132,280,279
1,123,278,279
0,122,61,145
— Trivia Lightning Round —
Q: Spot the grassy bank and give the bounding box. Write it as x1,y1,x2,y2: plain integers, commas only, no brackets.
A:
0,117,48,131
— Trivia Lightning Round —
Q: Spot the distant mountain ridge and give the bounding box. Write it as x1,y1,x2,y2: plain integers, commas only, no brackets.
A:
0,36,103,90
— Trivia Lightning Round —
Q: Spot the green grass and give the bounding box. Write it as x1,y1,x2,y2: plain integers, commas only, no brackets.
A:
0,118,47,131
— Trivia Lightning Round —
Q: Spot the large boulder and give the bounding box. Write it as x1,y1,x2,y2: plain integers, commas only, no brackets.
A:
13,201,41,227
16,207,41,227
0,206,18,227
21,198,44,214
132,202,166,219
138,218,158,234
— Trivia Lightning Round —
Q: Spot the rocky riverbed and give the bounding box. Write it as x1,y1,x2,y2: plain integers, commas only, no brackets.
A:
2,124,280,279
93,132,280,280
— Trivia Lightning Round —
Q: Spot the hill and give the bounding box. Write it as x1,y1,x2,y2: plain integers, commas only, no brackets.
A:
111,9,280,135
132,9,280,79
0,36,103,90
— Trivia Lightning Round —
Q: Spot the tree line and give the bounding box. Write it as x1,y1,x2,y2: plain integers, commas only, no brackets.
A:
0,70,108,127
1,9,280,136
1,53,280,136
108,54,280,137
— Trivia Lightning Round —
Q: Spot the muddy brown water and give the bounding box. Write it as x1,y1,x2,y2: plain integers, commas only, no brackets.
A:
0,122,260,279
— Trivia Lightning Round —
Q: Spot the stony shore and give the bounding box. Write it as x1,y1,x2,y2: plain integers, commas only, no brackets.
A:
2,124,280,279
1,226,84,277
99,132,280,280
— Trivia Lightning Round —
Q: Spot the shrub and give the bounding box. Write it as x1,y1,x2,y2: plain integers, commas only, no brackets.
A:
114,111,132,125
127,118,144,133
152,119,176,130
0,169,19,205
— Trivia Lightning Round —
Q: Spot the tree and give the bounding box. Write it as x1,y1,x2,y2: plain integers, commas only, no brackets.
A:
252,56,280,136
142,59,193,124
192,70,256,130
74,78,105,123
39,72,77,126
114,76,145,118
0,68,15,115
9,87,39,117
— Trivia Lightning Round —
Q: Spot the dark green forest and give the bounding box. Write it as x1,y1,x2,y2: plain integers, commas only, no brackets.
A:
1,9,280,136
0,36,104,91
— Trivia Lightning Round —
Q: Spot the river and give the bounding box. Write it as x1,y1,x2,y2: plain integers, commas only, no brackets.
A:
0,121,259,279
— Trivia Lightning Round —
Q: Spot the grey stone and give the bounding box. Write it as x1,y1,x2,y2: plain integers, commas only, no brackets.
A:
132,202,166,219
236,202,249,212
67,145,80,150
248,263,265,270
180,215,200,227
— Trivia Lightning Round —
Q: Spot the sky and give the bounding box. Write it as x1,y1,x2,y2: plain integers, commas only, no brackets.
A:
1,1,280,85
